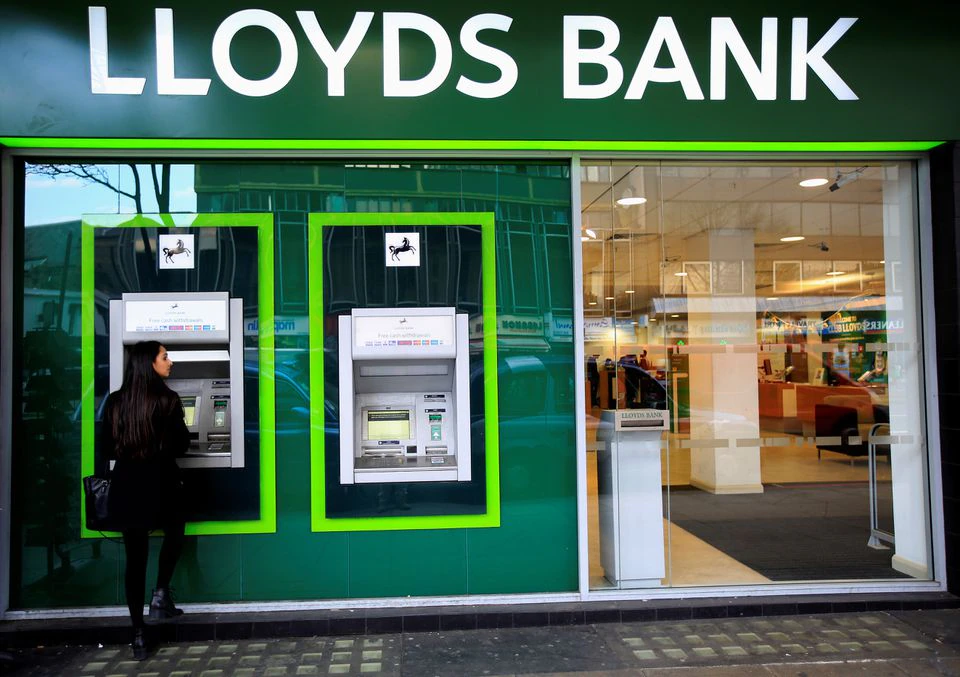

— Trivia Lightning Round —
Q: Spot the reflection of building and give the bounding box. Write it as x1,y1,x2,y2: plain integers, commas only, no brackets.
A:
22,221,82,337
92,225,259,317
194,164,572,325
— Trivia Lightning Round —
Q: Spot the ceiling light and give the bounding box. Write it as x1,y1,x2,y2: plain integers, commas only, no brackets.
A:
589,302,597,305
670,314,680,318
585,229,597,239
880,259,885,264
649,317,657,322
631,321,638,325
766,296,779,300
616,196,648,206
826,271,845,276
581,236,590,242
780,235,805,242
624,290,635,294
799,178,829,188
674,271,688,277
605,296,615,300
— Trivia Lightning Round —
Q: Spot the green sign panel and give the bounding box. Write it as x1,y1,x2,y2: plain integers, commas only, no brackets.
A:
1,2,958,144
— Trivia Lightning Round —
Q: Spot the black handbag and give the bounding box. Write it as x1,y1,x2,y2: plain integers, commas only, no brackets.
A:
83,474,124,532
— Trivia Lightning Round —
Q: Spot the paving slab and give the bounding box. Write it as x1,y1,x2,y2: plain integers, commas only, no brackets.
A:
595,611,957,670
2,609,959,677
891,609,960,649
762,659,940,676
401,625,628,676
640,666,775,676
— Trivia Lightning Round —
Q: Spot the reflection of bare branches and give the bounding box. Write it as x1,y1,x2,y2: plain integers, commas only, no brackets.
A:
27,163,171,213
29,163,139,209
150,164,171,212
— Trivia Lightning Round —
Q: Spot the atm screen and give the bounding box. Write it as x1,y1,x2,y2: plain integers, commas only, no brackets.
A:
181,397,197,427
367,410,410,440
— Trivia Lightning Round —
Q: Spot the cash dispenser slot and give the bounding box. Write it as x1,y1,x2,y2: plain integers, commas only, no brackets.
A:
110,291,245,469
339,307,472,484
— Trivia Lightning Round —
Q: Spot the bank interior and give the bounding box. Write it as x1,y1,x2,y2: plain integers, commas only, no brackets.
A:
580,161,927,590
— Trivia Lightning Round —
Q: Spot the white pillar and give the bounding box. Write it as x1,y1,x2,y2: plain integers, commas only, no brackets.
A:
883,164,931,579
687,231,763,494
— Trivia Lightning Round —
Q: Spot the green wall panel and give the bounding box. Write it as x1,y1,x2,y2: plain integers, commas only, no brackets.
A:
177,537,244,602
238,527,350,601
467,502,578,594
11,161,577,608
347,531,469,598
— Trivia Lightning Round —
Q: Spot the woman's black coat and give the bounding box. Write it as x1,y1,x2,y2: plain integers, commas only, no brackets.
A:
100,390,189,530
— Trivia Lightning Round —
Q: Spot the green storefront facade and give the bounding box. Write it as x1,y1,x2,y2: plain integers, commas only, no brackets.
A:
1,2,959,616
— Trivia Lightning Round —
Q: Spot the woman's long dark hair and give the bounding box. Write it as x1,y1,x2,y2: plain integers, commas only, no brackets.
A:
110,341,176,459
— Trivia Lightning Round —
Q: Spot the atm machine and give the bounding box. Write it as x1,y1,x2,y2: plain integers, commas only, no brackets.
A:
339,307,471,484
109,291,245,469
596,408,668,587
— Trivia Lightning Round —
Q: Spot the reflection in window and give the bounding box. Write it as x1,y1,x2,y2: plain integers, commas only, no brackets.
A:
12,160,576,608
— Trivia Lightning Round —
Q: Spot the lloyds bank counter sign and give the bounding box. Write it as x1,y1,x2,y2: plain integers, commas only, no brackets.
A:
0,3,958,145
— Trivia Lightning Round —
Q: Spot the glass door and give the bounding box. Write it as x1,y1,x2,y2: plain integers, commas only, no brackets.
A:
582,163,672,589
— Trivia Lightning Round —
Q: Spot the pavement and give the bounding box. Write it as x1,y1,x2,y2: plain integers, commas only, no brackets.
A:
1,608,959,677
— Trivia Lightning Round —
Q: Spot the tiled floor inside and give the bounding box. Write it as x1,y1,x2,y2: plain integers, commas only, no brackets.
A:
587,437,895,589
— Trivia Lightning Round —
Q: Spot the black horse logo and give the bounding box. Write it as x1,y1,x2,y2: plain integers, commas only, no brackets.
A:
163,238,192,264
388,237,416,262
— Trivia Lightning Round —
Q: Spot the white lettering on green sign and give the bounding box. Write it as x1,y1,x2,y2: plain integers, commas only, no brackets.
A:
88,7,858,102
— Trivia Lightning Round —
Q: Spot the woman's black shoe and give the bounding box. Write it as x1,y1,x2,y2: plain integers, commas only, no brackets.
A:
132,628,148,661
148,587,184,621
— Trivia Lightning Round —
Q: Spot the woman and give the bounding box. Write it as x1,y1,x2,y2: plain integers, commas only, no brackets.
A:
100,341,189,660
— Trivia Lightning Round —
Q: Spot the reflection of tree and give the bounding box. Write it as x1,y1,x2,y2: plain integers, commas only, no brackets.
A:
27,163,172,213
20,328,77,578
29,163,172,289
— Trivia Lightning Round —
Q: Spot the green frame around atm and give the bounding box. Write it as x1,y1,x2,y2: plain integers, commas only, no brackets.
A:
308,212,501,532
79,213,277,537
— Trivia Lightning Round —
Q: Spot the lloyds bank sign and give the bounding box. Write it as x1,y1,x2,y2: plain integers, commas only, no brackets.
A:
0,2,958,144
90,9,856,101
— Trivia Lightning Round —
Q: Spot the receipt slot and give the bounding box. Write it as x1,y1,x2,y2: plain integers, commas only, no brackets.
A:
109,291,245,469
596,409,669,587
339,307,471,484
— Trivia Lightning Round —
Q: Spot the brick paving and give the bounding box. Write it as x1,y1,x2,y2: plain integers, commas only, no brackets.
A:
1,609,958,676
599,613,948,668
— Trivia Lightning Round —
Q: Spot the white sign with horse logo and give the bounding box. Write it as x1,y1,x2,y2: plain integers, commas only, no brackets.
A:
385,232,420,267
158,234,195,270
